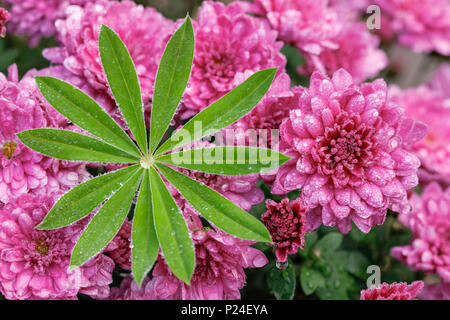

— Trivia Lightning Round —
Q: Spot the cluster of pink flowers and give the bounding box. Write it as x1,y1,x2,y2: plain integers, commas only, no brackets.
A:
2,0,93,47
373,0,450,56
250,0,388,82
2,0,448,300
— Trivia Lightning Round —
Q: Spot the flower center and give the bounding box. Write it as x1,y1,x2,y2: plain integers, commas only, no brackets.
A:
312,112,378,186
35,241,50,256
2,141,17,159
140,154,154,169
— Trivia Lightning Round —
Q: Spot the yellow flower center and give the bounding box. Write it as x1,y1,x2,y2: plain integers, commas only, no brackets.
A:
2,141,17,159
35,242,49,256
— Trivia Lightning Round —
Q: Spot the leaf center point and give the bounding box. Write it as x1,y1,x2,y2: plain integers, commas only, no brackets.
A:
140,153,155,169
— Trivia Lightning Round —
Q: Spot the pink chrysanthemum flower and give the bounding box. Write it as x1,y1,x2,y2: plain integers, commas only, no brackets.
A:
3,0,91,46
261,198,307,262
298,21,388,83
273,69,427,233
149,228,268,300
417,282,450,300
0,65,89,203
180,0,286,118
360,281,424,300
0,7,9,38
391,183,450,287
373,0,450,55
0,194,114,300
109,275,157,300
104,220,132,271
43,0,174,109
389,85,450,186
251,0,341,55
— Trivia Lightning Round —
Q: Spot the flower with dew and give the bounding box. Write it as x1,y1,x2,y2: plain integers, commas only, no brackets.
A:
389,84,450,187
297,21,388,83
272,69,427,233
2,0,92,46
0,194,114,300
360,281,424,300
146,227,268,300
0,65,89,203
373,0,450,56
261,198,307,262
391,182,450,290
180,0,286,119
250,0,341,56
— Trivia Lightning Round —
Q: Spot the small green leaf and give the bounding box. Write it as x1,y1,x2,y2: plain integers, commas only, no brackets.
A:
132,170,159,286
314,232,343,254
99,25,147,153
17,128,140,163
345,251,370,280
156,164,271,242
35,76,142,158
149,167,195,284
37,164,141,230
156,146,290,175
267,261,296,300
300,265,325,295
150,16,194,153
70,168,144,269
155,68,277,155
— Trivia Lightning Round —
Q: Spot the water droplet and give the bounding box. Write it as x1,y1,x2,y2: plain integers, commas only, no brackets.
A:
276,260,288,270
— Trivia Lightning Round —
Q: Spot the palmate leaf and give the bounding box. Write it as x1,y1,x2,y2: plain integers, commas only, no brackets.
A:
154,68,277,156
37,164,141,230
35,76,142,158
132,170,158,286
99,25,148,153
157,164,271,242
156,146,291,175
70,168,144,270
149,16,195,154
18,16,289,286
17,128,140,163
149,167,195,284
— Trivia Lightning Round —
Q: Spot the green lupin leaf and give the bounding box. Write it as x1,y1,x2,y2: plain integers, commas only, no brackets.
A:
17,128,140,163
99,25,147,153
35,76,142,158
149,167,195,284
150,16,194,153
70,168,144,269
156,146,290,175
156,164,272,242
154,68,277,156
37,164,141,230
132,170,159,286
